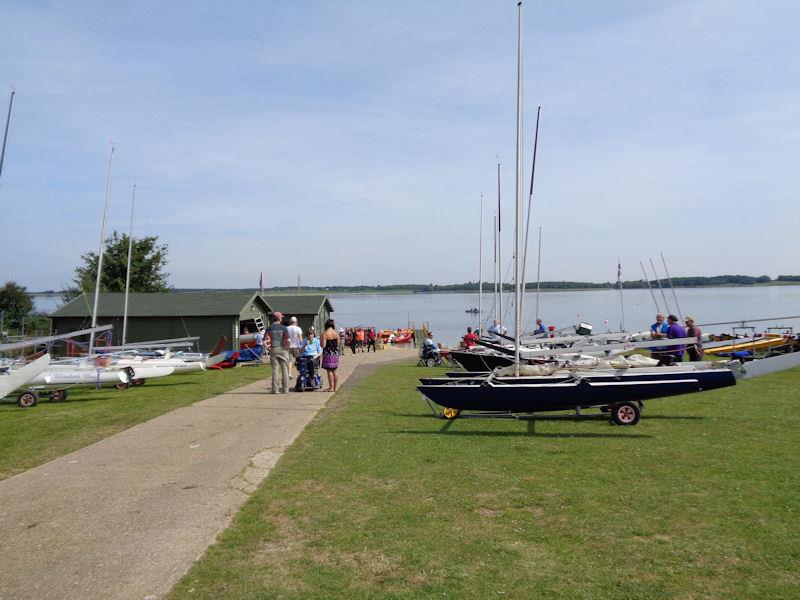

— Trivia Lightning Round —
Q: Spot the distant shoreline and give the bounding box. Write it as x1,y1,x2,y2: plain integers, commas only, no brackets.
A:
30,281,800,297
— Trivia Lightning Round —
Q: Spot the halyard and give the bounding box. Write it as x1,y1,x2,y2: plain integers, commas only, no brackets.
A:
168,362,799,599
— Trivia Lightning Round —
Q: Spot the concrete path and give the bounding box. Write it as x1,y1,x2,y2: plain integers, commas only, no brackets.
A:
0,347,414,600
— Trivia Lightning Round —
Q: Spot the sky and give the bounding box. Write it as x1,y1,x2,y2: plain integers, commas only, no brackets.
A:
1,0,798,290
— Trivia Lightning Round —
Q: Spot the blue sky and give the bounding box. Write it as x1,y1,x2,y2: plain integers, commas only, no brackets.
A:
1,0,798,290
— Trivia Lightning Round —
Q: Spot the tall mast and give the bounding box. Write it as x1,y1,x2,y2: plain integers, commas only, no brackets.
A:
89,144,115,354
520,105,541,322
122,182,136,346
0,90,15,183
496,159,502,326
513,0,523,375
660,252,683,321
535,226,542,321
493,213,498,320
649,257,671,315
640,260,660,313
617,258,625,332
478,192,484,331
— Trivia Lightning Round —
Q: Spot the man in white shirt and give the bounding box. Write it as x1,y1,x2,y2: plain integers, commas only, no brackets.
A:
487,319,507,342
286,316,304,380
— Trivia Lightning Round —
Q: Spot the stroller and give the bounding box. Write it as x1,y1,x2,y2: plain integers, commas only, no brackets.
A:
418,344,444,367
294,355,322,392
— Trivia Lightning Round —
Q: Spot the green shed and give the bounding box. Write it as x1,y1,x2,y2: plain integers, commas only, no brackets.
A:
261,294,334,333
50,292,274,353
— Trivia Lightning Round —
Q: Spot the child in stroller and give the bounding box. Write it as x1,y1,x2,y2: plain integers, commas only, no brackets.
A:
295,329,323,391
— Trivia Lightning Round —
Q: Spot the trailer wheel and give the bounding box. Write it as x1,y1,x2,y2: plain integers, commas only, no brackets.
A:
17,390,39,408
611,402,640,426
115,383,129,390
50,389,68,402
426,358,438,367
132,379,146,387
442,407,461,420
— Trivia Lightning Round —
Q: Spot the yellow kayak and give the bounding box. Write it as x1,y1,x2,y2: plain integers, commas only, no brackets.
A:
704,334,789,355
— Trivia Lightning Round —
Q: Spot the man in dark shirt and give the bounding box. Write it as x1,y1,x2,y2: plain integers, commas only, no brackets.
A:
663,314,687,365
266,311,291,393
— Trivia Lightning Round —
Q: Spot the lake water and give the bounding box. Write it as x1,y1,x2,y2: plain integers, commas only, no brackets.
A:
33,286,800,346
329,286,800,345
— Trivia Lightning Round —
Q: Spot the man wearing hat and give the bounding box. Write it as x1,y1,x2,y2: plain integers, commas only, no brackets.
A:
684,316,704,361
265,312,291,393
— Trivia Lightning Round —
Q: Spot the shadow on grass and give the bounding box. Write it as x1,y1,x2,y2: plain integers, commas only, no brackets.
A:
390,429,653,439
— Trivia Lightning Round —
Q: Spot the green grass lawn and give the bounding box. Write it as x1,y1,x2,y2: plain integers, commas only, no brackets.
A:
169,362,800,599
0,364,269,480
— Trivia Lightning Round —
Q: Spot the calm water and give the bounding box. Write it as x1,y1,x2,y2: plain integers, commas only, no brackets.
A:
330,286,800,345
33,287,800,346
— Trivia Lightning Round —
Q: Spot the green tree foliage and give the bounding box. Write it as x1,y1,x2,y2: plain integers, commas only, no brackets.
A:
0,281,34,331
63,231,170,302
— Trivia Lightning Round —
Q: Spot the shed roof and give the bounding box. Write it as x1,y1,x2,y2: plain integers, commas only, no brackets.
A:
260,294,333,315
51,292,271,318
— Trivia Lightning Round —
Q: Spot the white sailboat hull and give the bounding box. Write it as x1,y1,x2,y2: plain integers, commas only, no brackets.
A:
0,354,51,399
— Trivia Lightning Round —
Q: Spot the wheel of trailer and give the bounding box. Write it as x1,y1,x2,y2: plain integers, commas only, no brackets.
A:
426,357,438,367
611,402,640,426
115,382,129,390
50,389,68,402
442,407,461,420
17,390,39,409
132,379,146,387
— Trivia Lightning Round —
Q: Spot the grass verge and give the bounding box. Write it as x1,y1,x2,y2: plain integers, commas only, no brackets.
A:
168,362,800,599
0,364,269,480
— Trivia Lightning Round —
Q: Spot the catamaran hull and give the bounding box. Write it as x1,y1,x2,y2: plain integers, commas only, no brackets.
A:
450,351,513,371
417,369,737,413
27,368,131,390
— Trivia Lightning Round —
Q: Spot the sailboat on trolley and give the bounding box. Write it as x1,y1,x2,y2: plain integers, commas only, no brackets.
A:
416,2,750,426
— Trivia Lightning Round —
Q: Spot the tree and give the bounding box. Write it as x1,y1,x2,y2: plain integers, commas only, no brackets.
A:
63,231,171,301
0,281,34,330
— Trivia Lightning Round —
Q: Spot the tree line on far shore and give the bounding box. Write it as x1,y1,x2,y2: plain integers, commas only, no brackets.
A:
218,274,798,294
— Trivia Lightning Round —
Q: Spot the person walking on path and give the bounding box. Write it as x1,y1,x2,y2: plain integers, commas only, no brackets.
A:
266,312,291,394
684,316,705,361
366,327,377,352
320,319,340,392
286,316,304,380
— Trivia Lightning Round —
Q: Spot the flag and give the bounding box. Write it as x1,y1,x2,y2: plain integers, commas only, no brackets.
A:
616,260,622,285
259,271,263,293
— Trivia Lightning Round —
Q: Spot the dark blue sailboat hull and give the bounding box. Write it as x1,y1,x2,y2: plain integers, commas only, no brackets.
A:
417,369,736,412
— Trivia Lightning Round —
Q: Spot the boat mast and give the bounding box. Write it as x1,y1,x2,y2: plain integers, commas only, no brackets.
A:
519,105,541,322
640,260,660,313
535,226,542,321
617,258,625,332
660,252,683,321
513,0,523,375
0,90,15,184
649,257,671,315
89,144,115,354
122,181,136,346
496,158,502,327
493,213,498,321
478,192,484,332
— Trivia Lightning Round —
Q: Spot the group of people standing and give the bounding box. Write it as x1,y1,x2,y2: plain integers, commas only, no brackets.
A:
263,312,341,394
344,327,377,354
650,313,704,364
